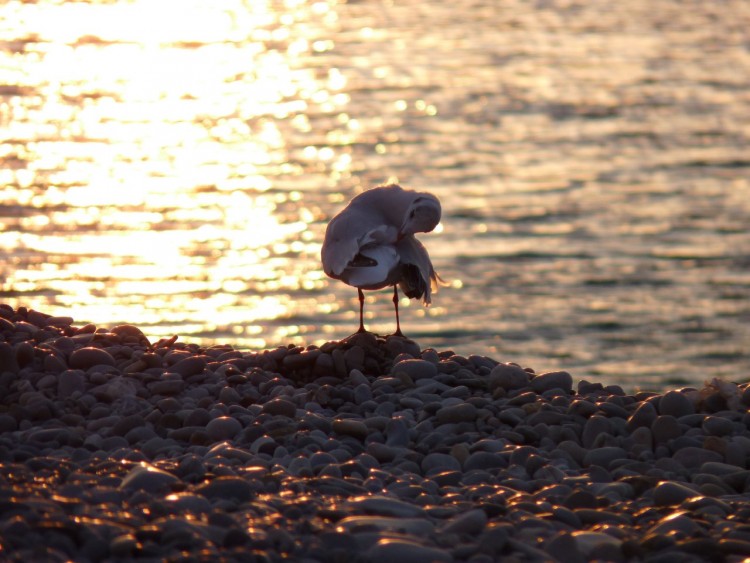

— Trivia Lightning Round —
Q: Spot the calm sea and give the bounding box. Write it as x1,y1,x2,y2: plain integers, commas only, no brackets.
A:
2,0,749,390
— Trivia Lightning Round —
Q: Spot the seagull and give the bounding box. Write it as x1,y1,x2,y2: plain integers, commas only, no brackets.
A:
321,184,442,336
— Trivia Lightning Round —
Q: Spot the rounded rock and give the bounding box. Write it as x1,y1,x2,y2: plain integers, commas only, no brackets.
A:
206,416,242,441
531,371,573,394
69,347,116,370
659,391,695,417
368,539,452,563
391,359,438,381
436,403,477,424
489,363,530,391
262,398,297,418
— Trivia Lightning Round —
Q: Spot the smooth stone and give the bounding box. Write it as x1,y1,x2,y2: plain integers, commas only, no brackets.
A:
69,347,116,370
653,481,702,506
57,369,87,398
581,415,614,448
659,390,695,417
436,403,477,424
367,539,452,563
672,446,723,469
120,463,179,493
546,532,586,563
439,508,487,535
112,414,146,437
206,416,242,441
699,461,746,476
262,398,297,418
0,342,19,373
531,371,572,394
648,513,700,537
626,401,658,432
488,363,530,391
194,476,255,502
147,373,185,396
347,495,427,517
651,415,682,444
163,492,212,515
391,359,438,381
463,451,507,471
332,419,369,440
422,452,462,474
583,447,627,469
571,531,622,557
703,416,735,437
170,356,206,378
337,516,434,536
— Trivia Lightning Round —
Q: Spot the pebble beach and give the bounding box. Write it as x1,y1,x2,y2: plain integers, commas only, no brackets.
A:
2,305,750,562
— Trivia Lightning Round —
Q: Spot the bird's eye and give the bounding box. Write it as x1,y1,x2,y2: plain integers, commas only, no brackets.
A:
409,210,416,218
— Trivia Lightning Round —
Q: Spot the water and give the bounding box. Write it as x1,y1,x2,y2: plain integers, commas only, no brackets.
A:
2,0,749,391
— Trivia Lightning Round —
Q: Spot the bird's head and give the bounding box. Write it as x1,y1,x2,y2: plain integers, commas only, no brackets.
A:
400,192,441,236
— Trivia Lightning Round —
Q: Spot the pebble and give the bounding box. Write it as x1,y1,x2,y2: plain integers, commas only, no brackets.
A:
531,370,573,393
367,539,452,563
489,363,530,390
120,463,179,492
391,359,438,380
659,390,695,417
206,416,242,440
69,347,116,369
3,305,750,562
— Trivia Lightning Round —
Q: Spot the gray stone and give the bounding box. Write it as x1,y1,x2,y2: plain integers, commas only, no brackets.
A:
367,539,452,563
581,416,612,449
531,371,572,394
653,480,701,506
672,446,723,469
120,463,179,493
659,390,695,417
489,363,530,391
436,403,477,424
262,398,297,418
206,416,242,441
439,509,487,535
332,418,369,440
195,476,255,502
170,356,206,378
57,369,87,398
69,347,116,370
347,495,426,518
391,359,438,381
626,401,658,432
703,416,735,437
651,415,682,445
583,447,627,469
464,451,507,471
422,452,462,474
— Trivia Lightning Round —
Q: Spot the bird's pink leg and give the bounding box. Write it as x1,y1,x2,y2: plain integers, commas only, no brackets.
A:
357,288,366,333
392,285,404,336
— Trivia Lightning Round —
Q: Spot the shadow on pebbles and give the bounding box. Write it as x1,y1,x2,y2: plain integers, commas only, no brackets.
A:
2,305,750,562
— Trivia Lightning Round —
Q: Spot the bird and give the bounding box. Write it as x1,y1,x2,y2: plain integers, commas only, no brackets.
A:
321,184,442,336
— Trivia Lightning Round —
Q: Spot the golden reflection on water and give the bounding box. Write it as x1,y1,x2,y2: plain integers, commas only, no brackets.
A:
1,0,348,347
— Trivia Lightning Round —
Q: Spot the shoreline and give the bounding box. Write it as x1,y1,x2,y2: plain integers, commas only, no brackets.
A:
1,305,750,561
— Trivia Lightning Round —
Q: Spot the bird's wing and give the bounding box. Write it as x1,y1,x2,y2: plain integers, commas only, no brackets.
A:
321,207,398,278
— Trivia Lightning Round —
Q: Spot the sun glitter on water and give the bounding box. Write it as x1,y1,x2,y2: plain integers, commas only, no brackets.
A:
0,0,350,348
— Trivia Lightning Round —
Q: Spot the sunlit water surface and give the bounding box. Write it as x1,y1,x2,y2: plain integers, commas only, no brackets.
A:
2,0,750,390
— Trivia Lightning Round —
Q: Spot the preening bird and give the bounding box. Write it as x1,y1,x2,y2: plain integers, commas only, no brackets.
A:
321,184,442,336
